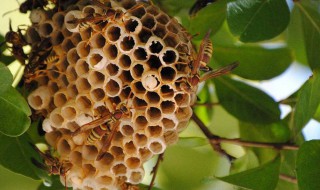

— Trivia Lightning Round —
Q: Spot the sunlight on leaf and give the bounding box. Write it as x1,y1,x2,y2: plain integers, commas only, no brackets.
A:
0,62,13,94
178,137,208,148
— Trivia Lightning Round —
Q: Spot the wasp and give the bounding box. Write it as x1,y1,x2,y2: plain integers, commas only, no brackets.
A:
30,143,71,190
179,30,239,93
19,0,61,13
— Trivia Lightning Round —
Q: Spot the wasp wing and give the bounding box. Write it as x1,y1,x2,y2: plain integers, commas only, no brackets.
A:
199,61,239,82
96,121,120,160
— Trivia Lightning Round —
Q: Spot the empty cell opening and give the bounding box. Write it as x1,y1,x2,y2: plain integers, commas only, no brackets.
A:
120,70,134,84
105,79,120,96
146,91,160,105
57,139,71,155
106,63,119,76
94,105,108,116
59,57,69,71
76,41,90,57
106,26,121,42
162,118,176,130
147,55,162,69
133,47,147,60
164,130,178,145
54,92,67,107
75,60,89,76
124,141,137,155
83,6,95,17
48,67,60,79
175,93,190,106
125,18,139,32
62,39,74,51
119,54,131,69
156,14,170,25
83,164,96,176
120,36,135,51
146,6,159,16
130,171,143,183
149,141,164,154
48,82,59,93
53,12,64,28
153,24,166,38
61,74,70,87
132,64,144,79
67,48,80,65
39,22,53,36
132,97,147,108
88,71,105,85
71,33,82,45
141,14,156,29
51,31,64,45
139,148,152,161
162,50,177,64
121,125,134,136
62,27,72,37
175,63,188,72
108,96,121,106
97,152,114,166
83,145,98,160
147,125,162,138
135,116,148,129
76,78,91,92
89,53,103,67
176,107,192,121
138,28,152,43
167,21,179,34
126,157,140,169
149,41,163,54
111,146,125,160
112,163,127,175
91,88,105,102
67,84,78,98
51,113,64,127
160,85,174,98
104,44,118,60
160,67,176,81
134,133,147,147
133,81,146,94
96,175,113,186
176,43,190,54
70,151,82,167
66,66,77,81
79,27,91,40
130,6,146,18
30,95,43,108
66,121,79,131
164,34,178,48
91,33,106,48
76,96,92,110
161,100,176,114
147,107,162,122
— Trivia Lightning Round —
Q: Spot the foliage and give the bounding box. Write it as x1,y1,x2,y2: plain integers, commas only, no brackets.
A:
1,0,320,189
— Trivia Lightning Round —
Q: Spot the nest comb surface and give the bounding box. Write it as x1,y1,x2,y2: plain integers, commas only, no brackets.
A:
26,0,197,189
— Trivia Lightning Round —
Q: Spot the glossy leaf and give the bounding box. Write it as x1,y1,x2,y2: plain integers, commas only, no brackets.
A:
296,3,320,70
293,71,320,133
213,45,293,80
219,155,281,190
230,150,259,174
0,86,31,136
297,140,320,190
0,62,13,94
214,77,281,124
189,0,227,38
0,133,43,180
227,0,290,42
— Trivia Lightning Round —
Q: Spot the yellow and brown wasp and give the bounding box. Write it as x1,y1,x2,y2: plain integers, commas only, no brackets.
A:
179,30,239,93
30,143,71,190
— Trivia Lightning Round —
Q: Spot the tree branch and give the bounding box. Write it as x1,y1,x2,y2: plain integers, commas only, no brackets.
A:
279,174,298,184
191,113,299,158
148,153,164,190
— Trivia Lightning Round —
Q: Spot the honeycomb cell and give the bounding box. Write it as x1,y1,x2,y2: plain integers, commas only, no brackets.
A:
87,49,107,70
110,146,125,161
162,117,177,130
82,145,98,160
119,35,136,52
105,24,122,42
106,63,120,76
103,44,118,60
90,88,105,102
160,48,178,64
105,78,122,97
148,138,165,154
53,91,68,107
67,48,80,65
160,66,176,82
133,46,148,61
76,77,91,92
141,71,160,91
118,54,132,70
88,71,105,86
138,27,152,43
62,38,75,51
125,157,140,169
128,169,144,184
160,100,176,115
112,163,127,176
146,125,163,138
64,10,82,32
146,107,162,123
145,91,160,106
70,150,83,167
76,41,90,58
133,133,147,147
90,33,106,48
141,14,156,29
75,95,92,112
52,12,65,29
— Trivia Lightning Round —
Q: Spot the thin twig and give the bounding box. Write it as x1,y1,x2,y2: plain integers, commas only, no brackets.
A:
148,153,164,190
191,113,299,158
279,174,298,184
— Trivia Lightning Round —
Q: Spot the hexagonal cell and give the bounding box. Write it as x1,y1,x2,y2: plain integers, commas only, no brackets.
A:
71,33,82,46
75,95,92,111
148,139,165,154
119,70,134,85
67,48,80,65
175,107,193,122
61,106,77,120
45,130,62,147
120,124,134,136
105,78,122,97
160,100,176,115
53,91,68,107
174,93,190,107
64,10,82,32
118,54,132,70
160,66,176,82
62,38,75,51
141,14,156,30
119,35,136,52
51,31,64,45
110,146,125,161
146,107,162,123
162,117,177,130
90,88,105,102
125,157,141,169
133,133,147,147
147,37,164,54
156,13,170,25
123,141,137,155
160,85,174,98
133,115,148,130
88,71,105,86
146,125,163,138
70,150,82,167
138,27,152,43
48,81,59,94
112,163,127,176
164,33,179,48
166,20,180,34
147,55,162,69
130,63,145,80
124,16,142,34
83,163,96,177
129,4,146,18
138,147,152,162
79,27,92,40
103,44,118,60
133,46,148,61
131,81,146,98
52,12,65,29
105,24,122,42
50,112,64,128
67,84,79,98
160,48,178,64
76,41,90,58
164,130,179,145
145,91,160,106
87,49,107,70
96,152,115,168
39,21,54,37
57,138,73,156
129,169,144,184
90,33,106,48
146,5,160,16
106,63,120,77
95,175,114,186
153,23,166,38
141,71,160,91
82,145,98,160
76,77,91,92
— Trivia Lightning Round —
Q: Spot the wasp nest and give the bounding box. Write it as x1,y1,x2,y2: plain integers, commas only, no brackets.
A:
26,0,196,189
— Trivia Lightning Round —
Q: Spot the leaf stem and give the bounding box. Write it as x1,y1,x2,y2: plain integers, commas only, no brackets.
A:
191,113,299,157
279,174,298,184
148,153,164,190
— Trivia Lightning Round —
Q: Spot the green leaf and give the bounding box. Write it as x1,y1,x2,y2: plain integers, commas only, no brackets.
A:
213,45,293,80
218,155,281,190
227,0,290,42
239,121,291,143
297,140,320,190
0,86,31,136
38,176,71,190
296,3,320,70
188,0,227,38
214,77,281,124
139,183,162,190
177,137,208,148
293,71,320,133
0,133,43,180
0,62,13,94
230,150,259,174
